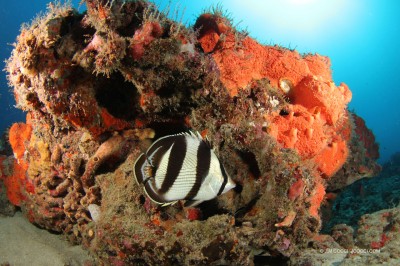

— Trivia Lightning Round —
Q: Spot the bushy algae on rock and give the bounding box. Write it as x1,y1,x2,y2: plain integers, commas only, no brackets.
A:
1,0,381,264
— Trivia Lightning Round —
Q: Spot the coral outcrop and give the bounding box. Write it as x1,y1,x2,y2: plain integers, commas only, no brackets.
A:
292,206,400,265
2,0,380,264
196,13,353,179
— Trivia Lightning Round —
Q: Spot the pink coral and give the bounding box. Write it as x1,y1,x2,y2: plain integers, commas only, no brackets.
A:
130,21,163,60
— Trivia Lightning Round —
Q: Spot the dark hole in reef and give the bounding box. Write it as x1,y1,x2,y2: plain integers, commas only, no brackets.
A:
139,195,146,205
247,90,258,102
292,112,301,117
95,72,139,121
60,13,89,40
78,162,86,179
157,72,201,105
197,199,231,220
279,109,290,116
71,20,96,47
157,75,182,98
236,150,261,179
148,121,189,139
254,254,289,266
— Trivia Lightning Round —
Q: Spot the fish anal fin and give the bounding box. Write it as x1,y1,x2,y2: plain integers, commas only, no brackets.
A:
161,201,178,207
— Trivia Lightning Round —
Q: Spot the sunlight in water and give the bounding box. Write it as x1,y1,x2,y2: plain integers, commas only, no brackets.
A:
225,0,360,46
288,0,317,5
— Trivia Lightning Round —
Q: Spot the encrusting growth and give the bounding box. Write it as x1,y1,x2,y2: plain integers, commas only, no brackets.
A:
0,0,380,264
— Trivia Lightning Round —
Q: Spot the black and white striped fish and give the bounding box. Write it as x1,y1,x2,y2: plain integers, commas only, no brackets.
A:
134,131,235,206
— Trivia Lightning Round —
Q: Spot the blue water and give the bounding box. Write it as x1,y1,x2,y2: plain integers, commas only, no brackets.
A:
1,0,399,164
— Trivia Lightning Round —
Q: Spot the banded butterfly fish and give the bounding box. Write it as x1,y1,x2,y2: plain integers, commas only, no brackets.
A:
134,131,235,206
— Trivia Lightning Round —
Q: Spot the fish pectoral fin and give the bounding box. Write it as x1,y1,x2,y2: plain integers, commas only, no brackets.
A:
184,200,204,207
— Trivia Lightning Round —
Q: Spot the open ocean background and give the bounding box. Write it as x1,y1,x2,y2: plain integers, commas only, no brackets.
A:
1,0,399,164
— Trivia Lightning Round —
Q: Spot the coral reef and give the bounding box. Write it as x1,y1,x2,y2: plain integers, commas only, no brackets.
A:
2,0,380,264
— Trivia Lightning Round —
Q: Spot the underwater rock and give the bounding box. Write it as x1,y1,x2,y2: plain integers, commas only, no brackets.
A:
323,162,400,232
342,207,400,265
331,224,355,249
3,0,380,264
0,156,17,216
356,208,400,253
290,206,400,265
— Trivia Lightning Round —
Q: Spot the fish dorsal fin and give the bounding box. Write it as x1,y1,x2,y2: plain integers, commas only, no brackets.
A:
182,130,213,149
190,131,203,140
172,130,199,139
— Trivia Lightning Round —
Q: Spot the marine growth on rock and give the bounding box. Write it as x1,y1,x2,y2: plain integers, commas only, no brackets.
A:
0,0,381,264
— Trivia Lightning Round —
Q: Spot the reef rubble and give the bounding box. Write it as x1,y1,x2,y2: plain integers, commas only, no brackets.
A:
1,0,382,264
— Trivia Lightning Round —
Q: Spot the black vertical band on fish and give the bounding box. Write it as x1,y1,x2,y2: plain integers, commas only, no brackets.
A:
159,135,187,194
147,136,176,168
217,163,229,196
185,140,211,199
133,131,236,206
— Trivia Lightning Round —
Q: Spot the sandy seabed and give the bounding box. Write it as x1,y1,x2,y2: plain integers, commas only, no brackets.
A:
0,212,92,266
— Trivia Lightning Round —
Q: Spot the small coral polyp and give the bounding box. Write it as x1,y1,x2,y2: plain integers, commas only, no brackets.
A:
2,0,379,264
279,78,293,94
